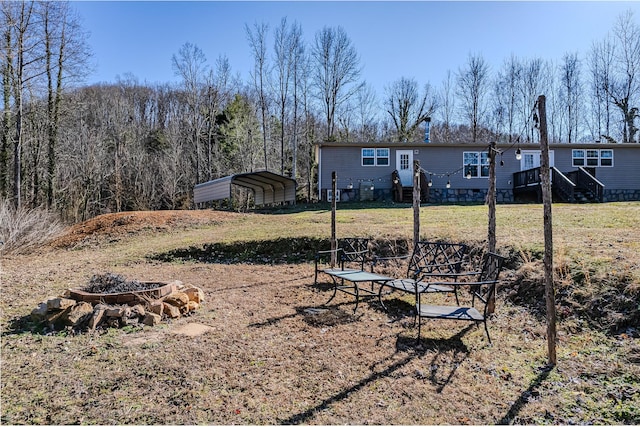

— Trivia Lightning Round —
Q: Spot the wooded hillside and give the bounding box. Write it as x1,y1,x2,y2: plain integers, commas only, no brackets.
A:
1,2,638,221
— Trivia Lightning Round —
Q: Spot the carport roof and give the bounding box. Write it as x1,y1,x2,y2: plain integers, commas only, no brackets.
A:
194,170,296,206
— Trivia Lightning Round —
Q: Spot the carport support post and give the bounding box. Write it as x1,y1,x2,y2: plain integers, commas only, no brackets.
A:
539,94,557,366
331,171,337,267
413,160,420,246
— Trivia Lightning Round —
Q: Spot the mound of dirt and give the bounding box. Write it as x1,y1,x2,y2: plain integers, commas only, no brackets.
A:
51,210,233,248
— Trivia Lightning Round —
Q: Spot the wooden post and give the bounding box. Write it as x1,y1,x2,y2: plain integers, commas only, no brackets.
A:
539,95,557,366
487,141,497,313
488,141,497,253
331,171,337,268
413,160,421,247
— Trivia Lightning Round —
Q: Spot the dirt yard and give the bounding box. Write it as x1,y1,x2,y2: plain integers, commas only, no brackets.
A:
1,207,638,424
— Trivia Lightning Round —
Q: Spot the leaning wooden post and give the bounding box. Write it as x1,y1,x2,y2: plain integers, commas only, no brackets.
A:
487,141,498,313
487,141,497,254
539,95,557,366
331,171,337,268
413,160,421,247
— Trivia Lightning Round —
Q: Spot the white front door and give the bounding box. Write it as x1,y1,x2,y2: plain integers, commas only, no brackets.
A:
396,150,414,186
520,150,555,170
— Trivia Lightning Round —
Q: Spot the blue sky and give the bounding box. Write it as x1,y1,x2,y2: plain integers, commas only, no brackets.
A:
73,1,639,97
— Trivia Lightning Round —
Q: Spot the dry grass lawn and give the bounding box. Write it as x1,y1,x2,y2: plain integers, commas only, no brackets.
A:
1,202,639,424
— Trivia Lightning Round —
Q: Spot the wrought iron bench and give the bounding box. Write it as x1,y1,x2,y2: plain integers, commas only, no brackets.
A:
415,252,507,344
372,241,468,310
314,237,370,286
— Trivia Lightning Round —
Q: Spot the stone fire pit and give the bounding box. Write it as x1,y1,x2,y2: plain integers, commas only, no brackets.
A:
31,273,205,331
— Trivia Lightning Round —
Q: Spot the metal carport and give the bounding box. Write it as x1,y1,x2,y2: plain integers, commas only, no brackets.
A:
193,171,297,206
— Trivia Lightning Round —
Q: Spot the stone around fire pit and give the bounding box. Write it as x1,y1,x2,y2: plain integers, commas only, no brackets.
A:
30,275,205,332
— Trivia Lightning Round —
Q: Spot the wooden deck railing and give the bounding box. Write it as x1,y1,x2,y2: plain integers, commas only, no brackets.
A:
574,167,604,202
551,167,576,202
514,166,604,202
513,167,541,189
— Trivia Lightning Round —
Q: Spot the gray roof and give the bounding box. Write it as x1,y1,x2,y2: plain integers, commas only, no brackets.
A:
194,171,296,206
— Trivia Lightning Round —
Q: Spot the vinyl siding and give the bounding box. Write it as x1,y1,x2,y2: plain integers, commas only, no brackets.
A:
318,142,640,194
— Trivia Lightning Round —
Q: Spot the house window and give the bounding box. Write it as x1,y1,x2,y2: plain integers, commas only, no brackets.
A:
572,150,585,166
573,149,613,167
362,148,375,166
376,148,390,166
586,150,599,166
362,148,389,166
463,151,489,178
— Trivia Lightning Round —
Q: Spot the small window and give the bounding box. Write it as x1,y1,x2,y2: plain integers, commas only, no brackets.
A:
480,152,490,177
362,148,389,167
600,149,613,167
362,148,375,166
572,149,585,167
463,151,489,178
586,150,599,166
376,148,389,166
464,152,479,177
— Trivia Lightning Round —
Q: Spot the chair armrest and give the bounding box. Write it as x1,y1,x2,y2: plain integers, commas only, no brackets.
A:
315,248,343,270
417,270,481,279
316,248,342,258
419,279,498,288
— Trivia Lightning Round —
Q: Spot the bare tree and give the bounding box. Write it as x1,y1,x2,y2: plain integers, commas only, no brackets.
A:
606,10,640,143
4,1,48,209
39,1,91,207
457,53,490,142
385,77,437,142
246,22,270,169
438,70,455,143
354,82,378,142
298,51,320,201
171,42,209,184
589,37,615,142
273,18,305,177
311,25,362,141
0,2,14,199
493,54,521,141
560,52,582,143
289,21,305,181
516,57,547,143
201,55,237,180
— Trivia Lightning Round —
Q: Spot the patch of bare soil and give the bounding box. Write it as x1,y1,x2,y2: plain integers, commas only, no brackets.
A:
51,210,234,249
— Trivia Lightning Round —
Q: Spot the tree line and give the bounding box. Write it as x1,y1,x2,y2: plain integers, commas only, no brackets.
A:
1,2,638,222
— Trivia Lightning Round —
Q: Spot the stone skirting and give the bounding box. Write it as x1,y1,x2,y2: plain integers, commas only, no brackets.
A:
324,187,640,204
603,189,640,202
426,189,514,203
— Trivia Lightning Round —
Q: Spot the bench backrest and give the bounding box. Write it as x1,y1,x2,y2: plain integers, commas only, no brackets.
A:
408,241,468,279
338,237,370,270
471,252,507,313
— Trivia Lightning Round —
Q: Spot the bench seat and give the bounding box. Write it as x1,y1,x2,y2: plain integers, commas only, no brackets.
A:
415,252,507,345
374,241,468,310
416,304,483,322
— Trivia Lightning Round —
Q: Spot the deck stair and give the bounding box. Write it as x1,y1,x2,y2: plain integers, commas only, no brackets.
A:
402,187,413,202
513,166,604,203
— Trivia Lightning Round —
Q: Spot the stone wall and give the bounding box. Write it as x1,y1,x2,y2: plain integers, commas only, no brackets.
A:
329,187,640,204
426,189,514,204
604,190,640,202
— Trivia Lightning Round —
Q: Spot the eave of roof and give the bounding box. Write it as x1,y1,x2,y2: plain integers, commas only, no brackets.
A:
316,141,640,149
